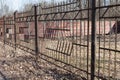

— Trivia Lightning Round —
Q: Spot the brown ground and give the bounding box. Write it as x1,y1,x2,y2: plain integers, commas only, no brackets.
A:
0,42,81,80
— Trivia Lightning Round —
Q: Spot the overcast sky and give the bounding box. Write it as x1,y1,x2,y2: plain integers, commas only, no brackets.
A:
5,0,65,11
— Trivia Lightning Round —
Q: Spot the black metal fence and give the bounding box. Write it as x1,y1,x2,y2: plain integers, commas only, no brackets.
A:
0,0,120,80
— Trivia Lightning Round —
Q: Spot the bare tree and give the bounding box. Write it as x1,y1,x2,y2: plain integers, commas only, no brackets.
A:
0,0,10,16
23,3,33,11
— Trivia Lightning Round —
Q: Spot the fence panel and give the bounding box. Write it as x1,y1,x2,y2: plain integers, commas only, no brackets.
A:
37,0,92,79
15,9,36,53
95,0,120,80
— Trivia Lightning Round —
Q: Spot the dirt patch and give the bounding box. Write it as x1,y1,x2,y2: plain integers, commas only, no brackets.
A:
0,42,82,80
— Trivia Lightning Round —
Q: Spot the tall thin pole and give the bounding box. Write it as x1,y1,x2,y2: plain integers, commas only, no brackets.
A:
14,12,17,50
91,0,96,80
34,5,39,58
3,16,5,45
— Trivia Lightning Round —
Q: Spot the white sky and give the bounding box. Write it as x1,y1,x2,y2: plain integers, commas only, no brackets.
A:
5,0,65,11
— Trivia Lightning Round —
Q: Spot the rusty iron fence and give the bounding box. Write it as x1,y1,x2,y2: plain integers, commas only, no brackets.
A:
0,0,120,80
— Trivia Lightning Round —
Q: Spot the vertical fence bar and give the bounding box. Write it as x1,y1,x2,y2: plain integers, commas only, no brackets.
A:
34,5,39,59
3,16,5,45
14,12,17,50
87,0,90,79
91,0,96,80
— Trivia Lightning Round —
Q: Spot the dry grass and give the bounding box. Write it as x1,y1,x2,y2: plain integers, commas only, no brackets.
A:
1,36,120,80
0,41,82,80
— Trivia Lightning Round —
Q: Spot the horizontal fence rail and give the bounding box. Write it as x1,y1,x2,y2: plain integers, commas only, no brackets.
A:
0,0,120,80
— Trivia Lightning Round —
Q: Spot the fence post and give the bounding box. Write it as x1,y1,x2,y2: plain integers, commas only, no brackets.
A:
91,0,96,80
3,16,5,45
34,5,39,59
14,12,17,50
